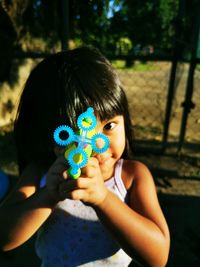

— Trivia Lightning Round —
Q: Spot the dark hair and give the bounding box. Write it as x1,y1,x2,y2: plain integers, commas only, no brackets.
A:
14,46,134,173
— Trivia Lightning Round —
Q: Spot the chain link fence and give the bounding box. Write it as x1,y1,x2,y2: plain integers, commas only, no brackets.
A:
112,60,200,155
116,61,170,142
0,58,199,156
185,67,200,142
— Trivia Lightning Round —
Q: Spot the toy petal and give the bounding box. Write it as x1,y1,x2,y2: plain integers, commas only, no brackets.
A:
53,125,74,146
91,133,110,154
77,107,97,131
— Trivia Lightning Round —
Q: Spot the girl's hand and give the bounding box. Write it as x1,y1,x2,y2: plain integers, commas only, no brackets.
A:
58,157,108,206
46,155,68,203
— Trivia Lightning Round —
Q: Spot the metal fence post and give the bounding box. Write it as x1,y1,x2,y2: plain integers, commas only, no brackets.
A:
162,0,185,152
178,3,200,151
162,59,178,152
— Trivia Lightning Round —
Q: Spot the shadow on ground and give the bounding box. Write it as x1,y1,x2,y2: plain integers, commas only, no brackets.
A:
159,193,200,267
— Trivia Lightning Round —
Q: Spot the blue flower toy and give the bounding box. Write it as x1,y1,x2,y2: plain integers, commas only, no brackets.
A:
53,107,109,179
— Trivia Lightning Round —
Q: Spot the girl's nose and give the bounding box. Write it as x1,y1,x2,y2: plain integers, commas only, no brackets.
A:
93,153,108,164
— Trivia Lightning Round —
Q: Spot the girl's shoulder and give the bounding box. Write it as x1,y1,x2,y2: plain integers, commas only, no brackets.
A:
5,162,46,205
121,159,160,217
121,159,153,191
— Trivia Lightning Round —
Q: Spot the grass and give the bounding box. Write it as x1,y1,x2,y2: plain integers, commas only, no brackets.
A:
111,60,159,71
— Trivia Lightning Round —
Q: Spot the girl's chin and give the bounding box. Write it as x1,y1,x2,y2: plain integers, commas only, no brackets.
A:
100,160,115,180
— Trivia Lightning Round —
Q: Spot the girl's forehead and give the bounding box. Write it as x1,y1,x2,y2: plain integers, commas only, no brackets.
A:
96,114,124,124
94,110,122,120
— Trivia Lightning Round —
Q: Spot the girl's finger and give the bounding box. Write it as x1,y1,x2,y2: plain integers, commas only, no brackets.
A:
48,156,68,176
81,157,99,177
81,165,96,178
59,178,91,192
65,189,86,201
62,170,68,180
87,157,99,167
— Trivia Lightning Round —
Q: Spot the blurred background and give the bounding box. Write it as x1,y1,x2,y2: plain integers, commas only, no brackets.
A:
0,0,200,266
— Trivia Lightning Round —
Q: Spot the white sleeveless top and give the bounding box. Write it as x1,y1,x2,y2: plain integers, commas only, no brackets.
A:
35,159,132,267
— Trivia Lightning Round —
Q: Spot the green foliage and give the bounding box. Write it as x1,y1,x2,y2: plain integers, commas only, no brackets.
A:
158,0,179,48
123,0,179,49
0,0,198,57
116,37,132,55
111,60,158,71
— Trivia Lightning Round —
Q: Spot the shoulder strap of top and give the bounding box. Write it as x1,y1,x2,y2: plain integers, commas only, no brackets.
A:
114,159,128,201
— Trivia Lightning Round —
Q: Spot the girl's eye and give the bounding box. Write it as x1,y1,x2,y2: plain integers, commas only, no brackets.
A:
104,122,116,131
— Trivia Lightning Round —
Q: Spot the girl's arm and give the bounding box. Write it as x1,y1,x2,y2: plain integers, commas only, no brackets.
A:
44,157,169,267
60,158,170,266
0,156,66,251
95,160,170,267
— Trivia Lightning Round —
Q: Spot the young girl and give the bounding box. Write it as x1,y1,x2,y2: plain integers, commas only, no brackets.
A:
0,46,170,266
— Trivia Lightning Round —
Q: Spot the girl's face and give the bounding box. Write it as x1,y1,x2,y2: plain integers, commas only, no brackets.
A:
94,115,126,180
54,115,126,181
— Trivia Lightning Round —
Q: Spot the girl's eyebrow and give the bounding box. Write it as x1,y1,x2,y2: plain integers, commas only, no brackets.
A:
104,115,121,122
101,118,115,124
97,115,122,125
